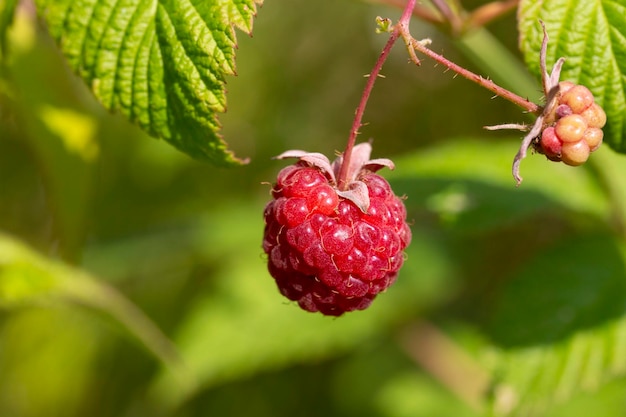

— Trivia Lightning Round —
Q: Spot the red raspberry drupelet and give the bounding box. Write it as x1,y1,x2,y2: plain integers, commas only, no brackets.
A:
262,143,411,316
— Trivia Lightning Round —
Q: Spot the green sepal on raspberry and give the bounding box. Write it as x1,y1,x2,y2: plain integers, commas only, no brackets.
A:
262,143,411,316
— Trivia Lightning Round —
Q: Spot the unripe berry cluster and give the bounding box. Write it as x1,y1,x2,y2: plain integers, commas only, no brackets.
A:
538,82,606,166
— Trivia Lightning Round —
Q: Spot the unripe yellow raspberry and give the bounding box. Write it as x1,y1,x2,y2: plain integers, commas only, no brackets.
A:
555,114,588,143
560,84,594,113
561,140,590,166
580,103,607,129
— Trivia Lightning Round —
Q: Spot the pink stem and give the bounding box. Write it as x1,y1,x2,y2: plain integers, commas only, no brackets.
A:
337,0,417,190
401,29,540,114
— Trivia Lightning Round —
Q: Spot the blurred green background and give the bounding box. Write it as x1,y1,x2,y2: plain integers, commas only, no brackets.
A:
3,0,626,416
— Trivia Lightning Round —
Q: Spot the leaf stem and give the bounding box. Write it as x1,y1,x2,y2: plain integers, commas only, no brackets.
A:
337,0,417,190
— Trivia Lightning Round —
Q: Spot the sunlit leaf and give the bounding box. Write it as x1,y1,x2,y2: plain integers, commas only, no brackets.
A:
548,377,626,417
33,0,263,165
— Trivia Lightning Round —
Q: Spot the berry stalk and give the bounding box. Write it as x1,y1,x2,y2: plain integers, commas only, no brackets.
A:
338,0,539,190
337,0,417,190
399,28,541,114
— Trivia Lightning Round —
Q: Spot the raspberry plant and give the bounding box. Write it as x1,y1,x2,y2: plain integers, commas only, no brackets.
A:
1,1,626,417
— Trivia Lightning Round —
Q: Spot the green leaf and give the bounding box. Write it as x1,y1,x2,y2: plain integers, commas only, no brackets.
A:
486,234,626,416
518,0,626,153
33,0,263,166
0,232,191,386
489,234,626,347
548,377,626,417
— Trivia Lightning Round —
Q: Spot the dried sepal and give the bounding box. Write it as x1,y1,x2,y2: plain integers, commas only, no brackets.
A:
332,143,395,182
488,21,569,186
363,158,396,172
274,150,336,182
336,181,370,213
273,142,394,213
484,123,529,131
332,143,373,184
512,120,545,185
512,21,567,185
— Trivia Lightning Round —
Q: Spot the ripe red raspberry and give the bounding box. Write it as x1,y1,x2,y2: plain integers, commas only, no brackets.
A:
535,81,607,166
262,143,411,316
